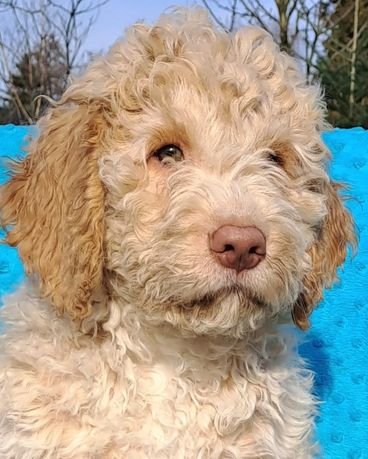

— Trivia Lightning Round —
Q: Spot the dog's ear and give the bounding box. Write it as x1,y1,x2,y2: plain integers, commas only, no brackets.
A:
292,180,355,330
0,101,106,321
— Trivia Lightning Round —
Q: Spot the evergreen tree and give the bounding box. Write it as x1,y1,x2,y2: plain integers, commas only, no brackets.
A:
318,0,368,128
0,0,108,125
0,35,67,124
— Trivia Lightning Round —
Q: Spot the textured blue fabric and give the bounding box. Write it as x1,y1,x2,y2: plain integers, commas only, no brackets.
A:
301,127,368,459
0,125,32,303
0,125,367,458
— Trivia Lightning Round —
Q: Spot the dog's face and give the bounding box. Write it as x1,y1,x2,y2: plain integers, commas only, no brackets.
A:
0,9,355,337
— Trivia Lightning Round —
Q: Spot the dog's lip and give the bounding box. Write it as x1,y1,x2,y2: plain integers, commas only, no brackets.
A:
179,285,267,310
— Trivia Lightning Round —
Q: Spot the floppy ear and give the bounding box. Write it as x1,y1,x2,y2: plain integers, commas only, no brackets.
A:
0,101,106,320
292,181,355,330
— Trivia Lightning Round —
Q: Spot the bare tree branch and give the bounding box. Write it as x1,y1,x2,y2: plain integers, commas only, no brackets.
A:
201,0,233,31
200,0,338,81
0,0,109,123
0,31,33,123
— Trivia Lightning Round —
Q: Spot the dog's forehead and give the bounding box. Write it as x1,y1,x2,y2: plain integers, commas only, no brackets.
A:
120,58,269,148
122,59,282,160
101,18,322,161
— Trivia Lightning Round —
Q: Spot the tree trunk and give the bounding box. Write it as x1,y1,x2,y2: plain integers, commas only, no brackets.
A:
276,0,290,53
349,0,360,118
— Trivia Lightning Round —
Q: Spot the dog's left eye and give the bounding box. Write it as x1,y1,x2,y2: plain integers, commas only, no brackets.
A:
153,144,184,163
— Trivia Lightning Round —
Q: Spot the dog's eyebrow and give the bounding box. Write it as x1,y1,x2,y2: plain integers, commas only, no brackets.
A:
145,124,191,157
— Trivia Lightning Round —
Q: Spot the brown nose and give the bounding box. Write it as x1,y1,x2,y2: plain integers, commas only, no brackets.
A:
210,225,266,272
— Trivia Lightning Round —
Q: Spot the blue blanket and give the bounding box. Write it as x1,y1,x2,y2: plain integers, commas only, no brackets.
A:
0,125,367,458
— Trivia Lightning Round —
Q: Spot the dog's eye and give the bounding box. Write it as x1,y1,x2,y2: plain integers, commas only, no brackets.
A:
153,144,184,163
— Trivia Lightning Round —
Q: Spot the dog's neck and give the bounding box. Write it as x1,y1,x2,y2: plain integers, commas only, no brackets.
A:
91,298,295,376
15,279,295,374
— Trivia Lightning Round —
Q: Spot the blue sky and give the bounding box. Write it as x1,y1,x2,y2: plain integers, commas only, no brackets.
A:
84,0,203,54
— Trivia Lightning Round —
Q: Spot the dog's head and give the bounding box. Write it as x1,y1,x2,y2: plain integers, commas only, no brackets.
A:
0,8,355,337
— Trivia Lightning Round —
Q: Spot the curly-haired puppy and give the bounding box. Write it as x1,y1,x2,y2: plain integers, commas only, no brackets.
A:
0,7,354,459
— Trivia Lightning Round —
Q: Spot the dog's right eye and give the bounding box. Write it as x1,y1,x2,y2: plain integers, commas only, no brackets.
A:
153,144,184,163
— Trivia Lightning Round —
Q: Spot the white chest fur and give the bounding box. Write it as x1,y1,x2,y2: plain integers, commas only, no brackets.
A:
0,290,316,459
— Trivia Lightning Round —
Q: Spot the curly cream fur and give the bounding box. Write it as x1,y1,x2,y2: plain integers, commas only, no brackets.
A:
0,7,354,458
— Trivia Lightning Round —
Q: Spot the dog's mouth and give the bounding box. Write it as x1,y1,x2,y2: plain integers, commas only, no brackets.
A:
177,285,267,311
157,285,271,336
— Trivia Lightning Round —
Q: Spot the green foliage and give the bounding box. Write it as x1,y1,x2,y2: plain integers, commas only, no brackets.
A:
0,35,67,125
318,0,368,128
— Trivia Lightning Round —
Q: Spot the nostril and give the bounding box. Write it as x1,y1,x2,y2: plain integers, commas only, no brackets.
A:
224,244,234,252
249,245,265,255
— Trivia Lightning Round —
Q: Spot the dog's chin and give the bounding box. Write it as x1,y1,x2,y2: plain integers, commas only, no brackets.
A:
148,286,271,338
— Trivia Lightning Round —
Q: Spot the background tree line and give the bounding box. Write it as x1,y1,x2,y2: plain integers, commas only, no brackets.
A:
202,0,368,128
0,0,367,128
0,0,107,124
